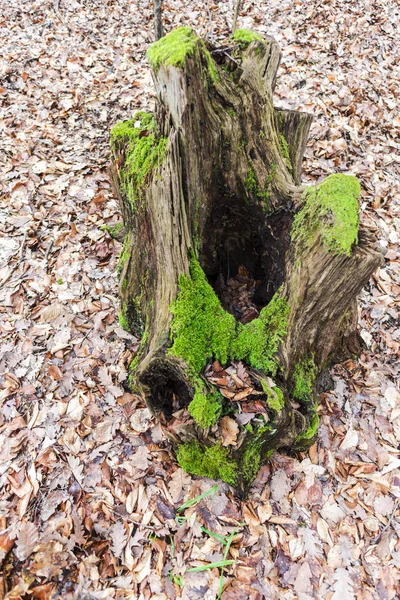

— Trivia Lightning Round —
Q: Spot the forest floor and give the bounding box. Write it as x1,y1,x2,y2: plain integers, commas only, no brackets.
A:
1,1,399,599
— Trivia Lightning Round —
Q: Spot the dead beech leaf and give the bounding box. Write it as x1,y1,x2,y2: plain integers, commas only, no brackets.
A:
110,521,127,559
219,388,236,399
40,303,64,322
268,516,297,525
168,468,191,504
0,531,16,563
220,416,239,446
241,400,268,413
242,504,263,536
17,493,32,519
233,388,254,401
257,502,272,523
133,547,152,584
29,583,54,600
15,521,39,561
208,377,229,386
131,446,150,471
317,517,333,547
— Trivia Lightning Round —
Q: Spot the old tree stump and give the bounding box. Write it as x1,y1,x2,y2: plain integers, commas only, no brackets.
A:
110,28,383,495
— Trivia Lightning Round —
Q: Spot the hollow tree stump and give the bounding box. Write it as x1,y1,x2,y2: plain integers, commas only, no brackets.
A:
110,27,383,495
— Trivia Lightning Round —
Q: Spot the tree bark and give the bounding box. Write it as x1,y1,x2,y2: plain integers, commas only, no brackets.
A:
110,28,383,495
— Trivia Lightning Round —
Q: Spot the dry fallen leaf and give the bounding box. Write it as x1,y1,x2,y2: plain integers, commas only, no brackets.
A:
15,522,39,561
220,416,239,446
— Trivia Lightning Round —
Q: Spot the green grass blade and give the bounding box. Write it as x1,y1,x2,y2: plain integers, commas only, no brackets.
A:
218,528,240,598
187,560,234,573
177,484,218,512
201,526,228,544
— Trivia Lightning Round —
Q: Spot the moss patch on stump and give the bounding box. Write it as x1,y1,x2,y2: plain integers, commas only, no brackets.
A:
291,173,360,256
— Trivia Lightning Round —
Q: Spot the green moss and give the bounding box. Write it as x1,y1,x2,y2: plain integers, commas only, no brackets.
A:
169,257,289,377
169,258,236,374
263,164,276,207
291,174,360,256
169,258,290,486
205,50,220,86
118,306,129,332
244,162,276,210
147,27,198,71
241,442,262,487
239,424,272,487
101,222,124,239
227,107,236,118
176,441,238,485
292,356,317,404
244,164,258,198
294,410,320,449
110,112,167,209
233,293,289,375
279,134,292,171
128,319,150,384
188,387,222,428
261,379,285,412
232,29,263,46
147,27,219,85
117,234,131,274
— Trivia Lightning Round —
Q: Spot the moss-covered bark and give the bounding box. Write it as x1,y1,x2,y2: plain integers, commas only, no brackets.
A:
110,27,383,495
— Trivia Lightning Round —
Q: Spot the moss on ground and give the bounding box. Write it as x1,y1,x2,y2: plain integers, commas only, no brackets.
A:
147,27,219,85
111,112,167,209
176,441,238,485
291,174,360,256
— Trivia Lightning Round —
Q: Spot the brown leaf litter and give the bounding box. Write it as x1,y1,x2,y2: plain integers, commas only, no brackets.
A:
0,0,399,598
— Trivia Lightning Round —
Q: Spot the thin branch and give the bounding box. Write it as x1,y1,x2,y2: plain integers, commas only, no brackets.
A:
153,0,164,41
232,0,241,33
206,0,215,44
0,231,28,289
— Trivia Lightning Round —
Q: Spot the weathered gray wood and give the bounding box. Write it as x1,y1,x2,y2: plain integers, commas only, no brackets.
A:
275,108,313,185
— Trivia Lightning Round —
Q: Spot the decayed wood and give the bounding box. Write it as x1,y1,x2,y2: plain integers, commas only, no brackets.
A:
275,108,313,185
284,230,383,374
111,28,382,493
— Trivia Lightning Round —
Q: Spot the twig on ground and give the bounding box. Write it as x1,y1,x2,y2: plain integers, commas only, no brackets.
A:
0,230,28,289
